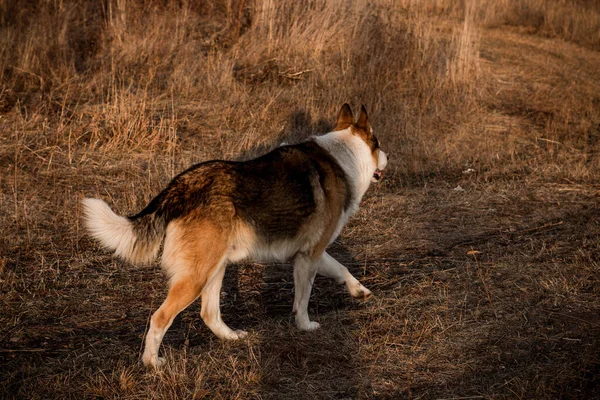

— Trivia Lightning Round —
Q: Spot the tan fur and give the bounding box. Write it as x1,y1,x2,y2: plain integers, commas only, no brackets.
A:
228,221,258,262
162,218,229,283
143,217,233,367
150,278,203,332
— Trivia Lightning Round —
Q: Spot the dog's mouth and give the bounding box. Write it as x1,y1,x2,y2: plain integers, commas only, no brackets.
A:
372,169,383,182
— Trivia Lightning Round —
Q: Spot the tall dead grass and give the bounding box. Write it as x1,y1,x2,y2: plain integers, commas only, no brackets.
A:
409,0,600,50
0,0,598,187
1,0,484,179
477,0,600,50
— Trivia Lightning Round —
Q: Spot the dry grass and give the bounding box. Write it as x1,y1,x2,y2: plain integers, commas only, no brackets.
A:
1,0,600,398
410,0,600,50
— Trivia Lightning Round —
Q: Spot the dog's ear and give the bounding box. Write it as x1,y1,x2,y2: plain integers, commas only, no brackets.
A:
335,103,354,129
356,105,371,134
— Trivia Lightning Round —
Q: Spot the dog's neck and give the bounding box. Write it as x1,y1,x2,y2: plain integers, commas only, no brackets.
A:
314,128,375,206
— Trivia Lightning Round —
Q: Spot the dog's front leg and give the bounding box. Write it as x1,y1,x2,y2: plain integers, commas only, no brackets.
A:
292,253,320,331
316,251,372,299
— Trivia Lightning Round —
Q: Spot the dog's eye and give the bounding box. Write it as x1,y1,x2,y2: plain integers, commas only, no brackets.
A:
373,136,380,150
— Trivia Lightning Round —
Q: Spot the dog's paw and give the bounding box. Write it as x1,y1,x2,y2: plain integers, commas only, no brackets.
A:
349,283,372,300
143,354,165,369
227,329,248,340
297,321,321,331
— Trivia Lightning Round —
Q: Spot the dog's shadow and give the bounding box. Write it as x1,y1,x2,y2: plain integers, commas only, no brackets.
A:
285,109,333,144
222,241,360,326
216,241,364,397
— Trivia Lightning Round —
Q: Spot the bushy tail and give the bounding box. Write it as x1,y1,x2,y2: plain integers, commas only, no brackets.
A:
81,198,166,264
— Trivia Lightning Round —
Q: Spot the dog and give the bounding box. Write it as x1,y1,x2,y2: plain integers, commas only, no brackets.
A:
82,104,388,368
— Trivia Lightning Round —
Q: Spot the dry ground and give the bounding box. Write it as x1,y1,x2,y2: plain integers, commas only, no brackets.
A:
1,1,600,399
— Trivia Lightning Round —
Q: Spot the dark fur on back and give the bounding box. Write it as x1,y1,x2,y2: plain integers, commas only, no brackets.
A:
129,140,353,245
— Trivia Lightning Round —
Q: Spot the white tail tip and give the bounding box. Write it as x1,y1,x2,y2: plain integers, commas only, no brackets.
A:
81,198,137,261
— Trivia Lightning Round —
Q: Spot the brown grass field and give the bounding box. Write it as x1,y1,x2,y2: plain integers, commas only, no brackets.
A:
1,0,600,398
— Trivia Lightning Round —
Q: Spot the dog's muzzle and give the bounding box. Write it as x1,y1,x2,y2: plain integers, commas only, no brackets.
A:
372,169,383,182
372,150,388,182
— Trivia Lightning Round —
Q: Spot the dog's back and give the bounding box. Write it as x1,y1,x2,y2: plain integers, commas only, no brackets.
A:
84,140,351,265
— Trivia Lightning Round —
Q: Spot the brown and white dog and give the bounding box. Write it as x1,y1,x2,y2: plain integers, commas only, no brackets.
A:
82,104,388,368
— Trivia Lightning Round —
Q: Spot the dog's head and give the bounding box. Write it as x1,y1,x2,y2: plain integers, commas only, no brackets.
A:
335,104,388,182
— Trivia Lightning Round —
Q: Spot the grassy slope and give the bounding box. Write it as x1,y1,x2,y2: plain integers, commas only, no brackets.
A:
1,1,599,398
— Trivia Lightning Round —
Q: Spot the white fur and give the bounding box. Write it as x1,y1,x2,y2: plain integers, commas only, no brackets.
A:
227,229,304,263
314,128,378,242
250,240,306,262
287,128,380,332
315,128,376,200
160,223,187,280
81,198,139,261
292,253,321,330
200,264,248,339
378,150,388,171
316,252,372,299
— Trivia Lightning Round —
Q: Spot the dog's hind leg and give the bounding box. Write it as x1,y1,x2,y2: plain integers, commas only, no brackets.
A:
292,253,321,331
316,251,372,299
142,276,202,368
200,263,248,340
142,219,230,368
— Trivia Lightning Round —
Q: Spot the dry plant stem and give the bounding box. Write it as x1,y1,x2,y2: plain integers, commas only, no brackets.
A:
470,251,493,307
